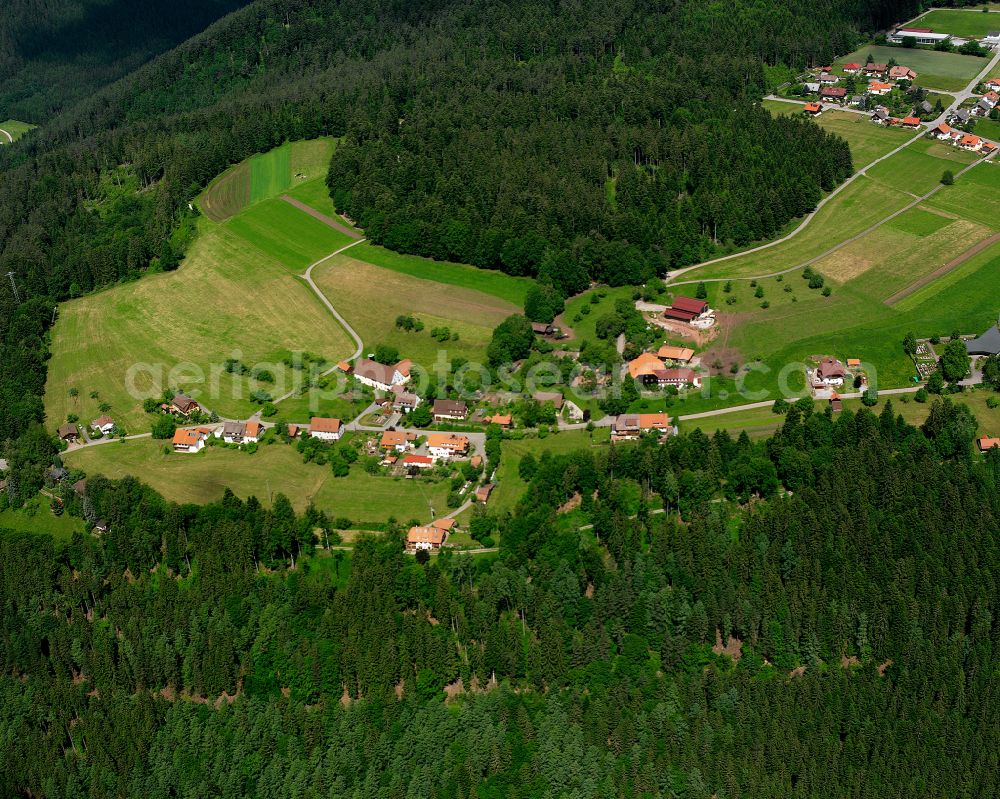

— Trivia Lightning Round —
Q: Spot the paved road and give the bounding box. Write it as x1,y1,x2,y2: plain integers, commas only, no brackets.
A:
300,238,367,361
669,46,1000,285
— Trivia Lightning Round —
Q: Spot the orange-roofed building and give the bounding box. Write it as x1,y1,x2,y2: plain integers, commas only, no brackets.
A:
403,454,434,469
902,116,921,128
487,414,513,429
930,123,952,140
432,518,457,532
978,436,1000,453
846,358,862,368
172,428,207,453
868,81,892,95
804,102,822,115
427,433,470,460
657,345,695,363
960,134,983,151
628,351,664,380
407,526,447,551
381,430,415,451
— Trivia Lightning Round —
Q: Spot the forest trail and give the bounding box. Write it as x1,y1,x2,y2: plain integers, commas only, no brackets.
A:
0,128,13,144
280,195,362,240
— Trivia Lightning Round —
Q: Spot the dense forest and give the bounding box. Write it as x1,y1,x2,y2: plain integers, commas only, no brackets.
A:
2,400,999,797
0,0,252,120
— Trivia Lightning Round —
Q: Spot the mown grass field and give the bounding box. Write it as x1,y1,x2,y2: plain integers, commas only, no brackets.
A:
313,253,521,365
866,144,973,196
0,119,36,143
64,438,452,521
762,100,913,167
916,9,1000,40
347,243,533,306
199,138,338,221
923,161,1000,227
44,215,355,431
226,197,353,270
834,45,987,91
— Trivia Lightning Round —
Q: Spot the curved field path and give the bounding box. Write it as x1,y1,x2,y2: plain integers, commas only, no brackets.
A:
0,128,13,144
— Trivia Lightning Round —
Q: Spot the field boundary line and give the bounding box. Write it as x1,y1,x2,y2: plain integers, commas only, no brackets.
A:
884,230,1000,306
281,195,361,239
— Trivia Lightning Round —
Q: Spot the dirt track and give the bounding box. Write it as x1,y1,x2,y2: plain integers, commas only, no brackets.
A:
281,195,361,239
884,230,1000,306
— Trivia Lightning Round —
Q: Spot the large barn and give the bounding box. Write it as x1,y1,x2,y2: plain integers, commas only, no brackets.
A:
664,296,709,322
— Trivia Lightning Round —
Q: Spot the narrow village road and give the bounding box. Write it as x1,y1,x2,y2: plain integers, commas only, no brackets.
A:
299,238,367,361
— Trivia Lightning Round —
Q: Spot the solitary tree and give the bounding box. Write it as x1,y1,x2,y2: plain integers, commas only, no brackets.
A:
941,170,954,186
939,338,970,383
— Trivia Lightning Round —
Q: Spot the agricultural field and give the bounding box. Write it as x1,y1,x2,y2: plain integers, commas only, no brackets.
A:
0,119,36,143
915,9,1000,40
923,160,1000,227
346,243,533,306
762,100,913,166
63,438,452,522
44,214,356,431
972,117,1000,141
198,138,339,222
834,45,988,91
865,142,976,196
313,252,522,365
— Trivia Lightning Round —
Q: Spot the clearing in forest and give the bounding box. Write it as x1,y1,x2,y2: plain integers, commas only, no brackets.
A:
0,119,36,143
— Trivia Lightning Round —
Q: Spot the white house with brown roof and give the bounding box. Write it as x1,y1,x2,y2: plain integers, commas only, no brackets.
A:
90,415,116,435
813,358,847,386
168,394,200,417
432,399,468,422
216,420,262,444
309,417,343,441
353,358,412,391
407,525,447,551
612,413,673,440
380,430,415,452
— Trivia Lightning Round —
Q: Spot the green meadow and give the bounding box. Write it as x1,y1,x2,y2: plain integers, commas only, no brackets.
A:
834,45,987,91
0,119,36,143
916,9,1000,40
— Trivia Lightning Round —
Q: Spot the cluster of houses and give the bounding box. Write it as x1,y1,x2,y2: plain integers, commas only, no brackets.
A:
945,85,1000,130
804,61,918,113
627,345,702,390
928,122,998,155
869,106,923,128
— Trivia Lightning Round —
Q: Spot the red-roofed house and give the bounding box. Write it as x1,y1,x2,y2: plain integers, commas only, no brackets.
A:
821,87,847,101
172,428,207,453
978,436,1000,453
902,116,921,129
960,134,983,151
309,417,342,441
843,63,861,74
804,102,823,116
664,296,710,323
889,66,917,81
931,122,953,140
868,81,892,96
403,454,434,469
407,526,447,551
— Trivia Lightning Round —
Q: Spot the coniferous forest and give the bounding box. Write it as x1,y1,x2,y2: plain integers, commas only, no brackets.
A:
2,401,1000,797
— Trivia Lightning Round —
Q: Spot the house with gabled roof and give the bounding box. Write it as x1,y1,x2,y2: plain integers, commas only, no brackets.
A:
90,415,116,435
58,423,79,442
889,66,917,82
803,102,822,116
309,417,342,441
168,394,200,417
427,433,470,460
172,427,207,453
432,399,468,422
843,63,861,74
353,358,412,391
868,81,892,96
407,525,447,551
821,87,847,102
612,412,673,440
930,122,953,140
380,430,416,452
664,296,710,323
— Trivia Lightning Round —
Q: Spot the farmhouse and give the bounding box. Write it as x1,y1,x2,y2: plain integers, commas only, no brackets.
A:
217,420,262,444
813,358,847,386
888,66,917,82
380,430,415,452
628,351,666,381
168,394,200,417
533,391,565,410
664,296,710,323
308,416,343,441
612,412,673,440
427,433,470,460
888,28,950,46
475,483,495,503
843,63,861,74
58,423,78,443
657,345,695,363
867,81,892,97
90,415,116,435
902,116,921,129
966,325,1000,356
403,454,434,470
820,87,847,101
803,102,823,116
172,428,207,453
407,525,447,551
978,436,1000,453
353,357,412,391
655,368,701,389
864,63,888,77
432,399,469,422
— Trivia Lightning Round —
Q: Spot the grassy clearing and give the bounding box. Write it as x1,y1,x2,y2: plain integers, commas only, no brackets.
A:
762,101,914,167
314,253,520,364
198,138,338,222
972,117,1000,141
44,217,355,431
64,438,452,521
0,497,85,541
347,243,533,307
560,286,638,346
491,429,612,513
226,198,353,270
0,119,37,143
916,9,1000,39
834,46,986,91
